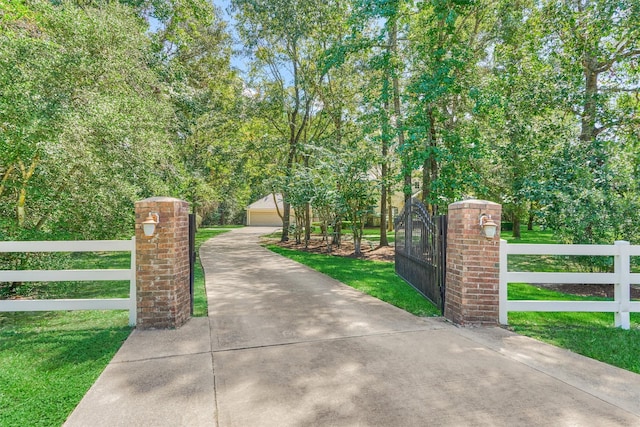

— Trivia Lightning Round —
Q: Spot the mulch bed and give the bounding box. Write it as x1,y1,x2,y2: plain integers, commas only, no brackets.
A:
267,236,395,262
533,283,640,299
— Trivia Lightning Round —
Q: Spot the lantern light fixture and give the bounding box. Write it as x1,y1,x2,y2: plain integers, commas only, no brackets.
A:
479,213,498,239
142,212,160,237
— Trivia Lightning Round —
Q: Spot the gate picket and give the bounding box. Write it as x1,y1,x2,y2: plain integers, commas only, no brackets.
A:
394,198,447,313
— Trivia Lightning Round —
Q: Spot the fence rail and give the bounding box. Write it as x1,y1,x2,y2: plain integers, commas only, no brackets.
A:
0,238,136,326
499,240,640,330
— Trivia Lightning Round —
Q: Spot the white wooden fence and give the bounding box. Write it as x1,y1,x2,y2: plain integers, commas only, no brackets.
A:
0,238,136,326
499,240,640,330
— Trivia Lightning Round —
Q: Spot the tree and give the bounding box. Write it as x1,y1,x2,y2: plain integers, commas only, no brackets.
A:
154,2,244,222
336,0,409,245
472,0,557,238
404,0,497,213
334,152,377,256
0,0,179,239
532,0,640,243
231,0,353,241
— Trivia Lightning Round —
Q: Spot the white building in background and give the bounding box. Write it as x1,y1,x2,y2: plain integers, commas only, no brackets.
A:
245,194,291,226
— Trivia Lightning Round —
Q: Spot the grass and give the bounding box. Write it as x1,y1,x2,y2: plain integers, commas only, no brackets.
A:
1,248,134,426
502,227,640,374
266,244,440,317
503,227,581,273
507,283,640,373
2,251,131,300
359,227,396,244
0,225,235,426
502,227,557,244
0,311,131,426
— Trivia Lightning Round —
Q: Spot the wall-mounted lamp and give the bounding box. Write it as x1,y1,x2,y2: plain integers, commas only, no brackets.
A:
479,213,498,239
142,212,160,237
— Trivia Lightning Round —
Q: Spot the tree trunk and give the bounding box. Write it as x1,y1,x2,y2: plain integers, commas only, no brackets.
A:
354,238,362,256
281,199,291,242
387,192,393,232
304,202,311,247
388,18,411,203
16,158,38,227
332,219,341,247
379,128,390,247
17,188,27,227
512,215,521,239
0,164,14,198
281,136,297,242
580,57,599,149
422,108,438,214
353,223,363,256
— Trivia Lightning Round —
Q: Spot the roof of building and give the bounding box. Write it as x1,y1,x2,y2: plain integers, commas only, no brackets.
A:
247,194,284,210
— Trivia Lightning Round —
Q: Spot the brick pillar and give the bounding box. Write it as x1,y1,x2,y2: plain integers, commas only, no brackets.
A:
444,199,501,326
135,197,190,329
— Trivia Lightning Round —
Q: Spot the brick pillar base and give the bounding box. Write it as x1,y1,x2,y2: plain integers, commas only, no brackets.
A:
135,197,190,329
445,199,501,326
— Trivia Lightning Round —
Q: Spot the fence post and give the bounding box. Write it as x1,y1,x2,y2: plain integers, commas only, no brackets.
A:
444,199,502,326
614,240,631,330
129,236,137,326
499,239,508,325
405,197,412,258
135,197,191,329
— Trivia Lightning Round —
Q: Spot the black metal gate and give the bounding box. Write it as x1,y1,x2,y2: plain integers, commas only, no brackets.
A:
394,198,447,313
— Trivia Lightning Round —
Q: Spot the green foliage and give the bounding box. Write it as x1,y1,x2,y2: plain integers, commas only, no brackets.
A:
232,0,355,241
334,154,377,255
0,250,130,299
1,0,180,240
3,0,640,266
266,244,441,317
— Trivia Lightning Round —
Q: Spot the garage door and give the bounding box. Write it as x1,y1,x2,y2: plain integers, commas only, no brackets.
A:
248,211,282,226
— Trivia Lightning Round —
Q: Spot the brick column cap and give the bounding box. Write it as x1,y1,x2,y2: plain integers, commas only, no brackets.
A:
449,199,501,211
137,196,184,204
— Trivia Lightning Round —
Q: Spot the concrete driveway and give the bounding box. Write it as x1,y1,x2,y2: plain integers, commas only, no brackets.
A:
65,227,640,426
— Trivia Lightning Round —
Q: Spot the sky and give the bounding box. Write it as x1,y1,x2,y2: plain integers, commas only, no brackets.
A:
213,0,249,74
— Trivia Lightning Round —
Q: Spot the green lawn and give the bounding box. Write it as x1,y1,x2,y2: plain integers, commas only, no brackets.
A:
359,227,396,244
503,227,640,374
1,248,134,426
502,227,557,244
0,310,131,426
266,244,440,317
0,225,234,426
1,251,132,300
508,283,640,373
504,227,581,273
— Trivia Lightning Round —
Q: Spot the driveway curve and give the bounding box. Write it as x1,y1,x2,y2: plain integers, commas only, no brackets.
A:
65,226,640,427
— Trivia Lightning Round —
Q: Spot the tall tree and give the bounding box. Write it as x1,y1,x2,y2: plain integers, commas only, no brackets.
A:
231,0,341,241
405,0,493,213
534,0,640,243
